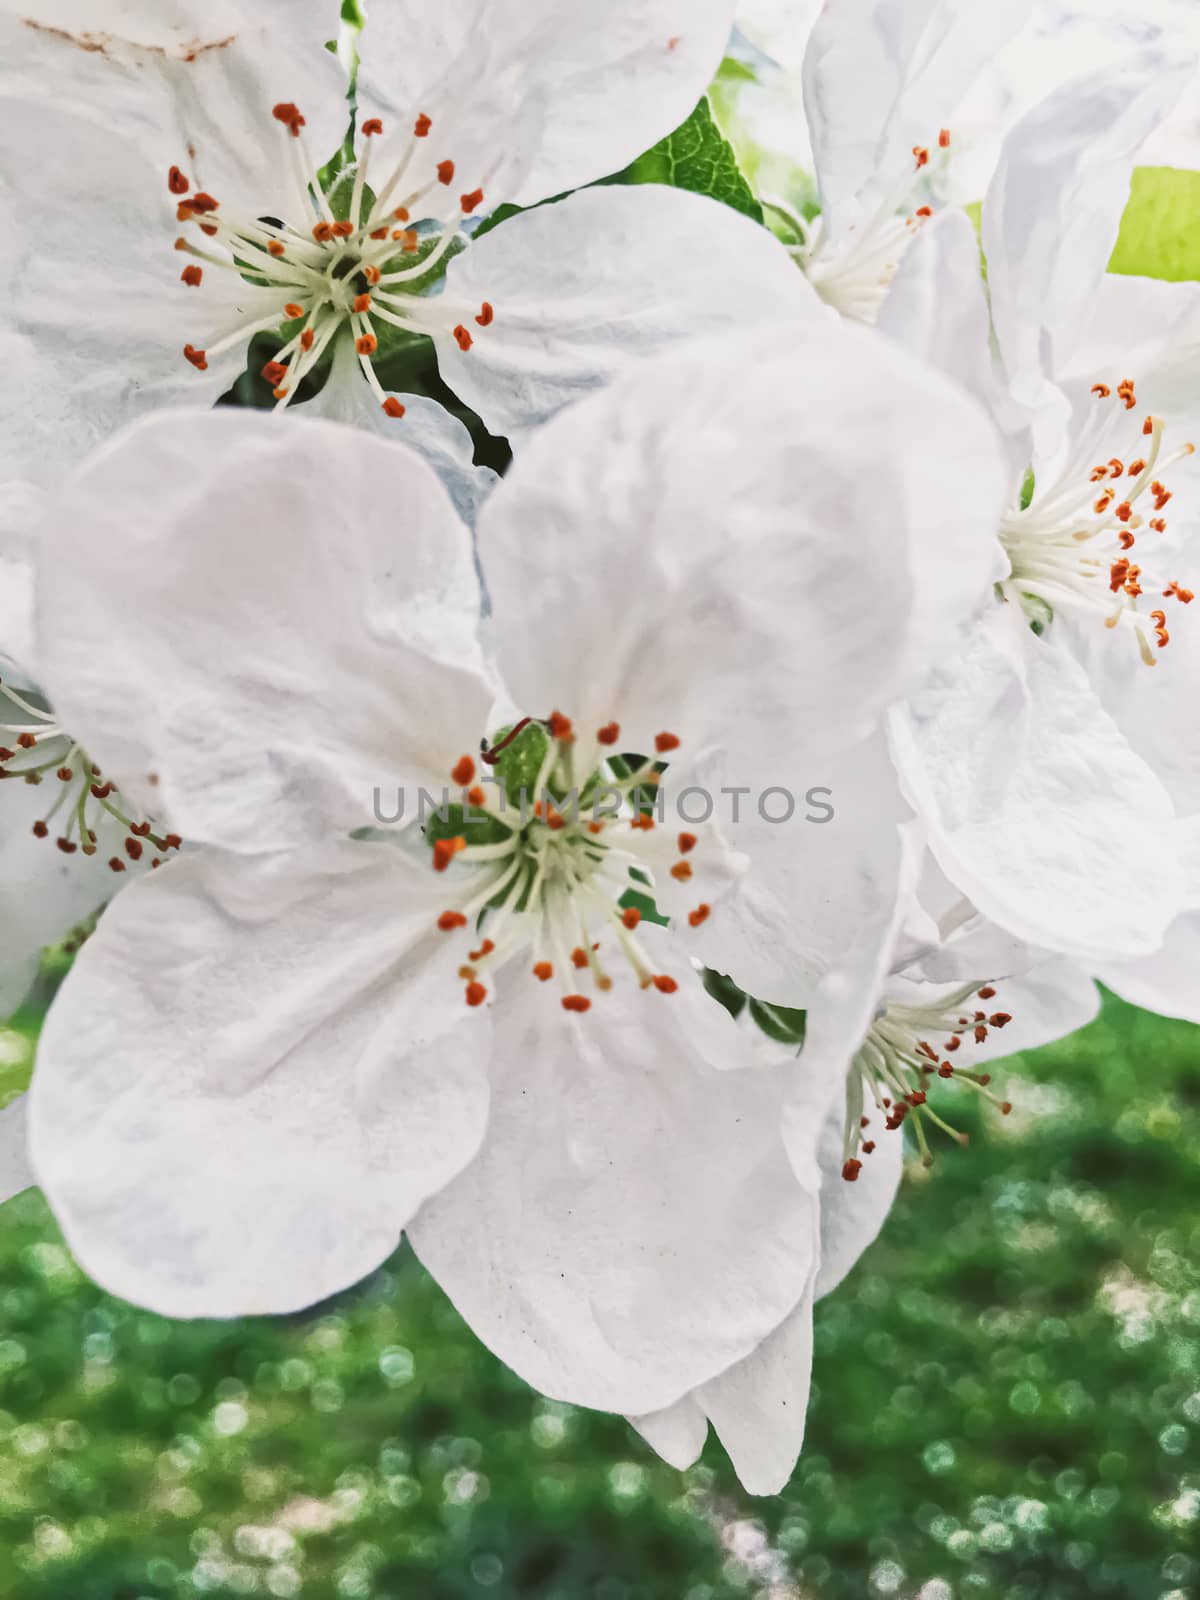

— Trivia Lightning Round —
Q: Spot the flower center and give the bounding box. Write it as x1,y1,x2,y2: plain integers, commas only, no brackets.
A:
170,105,496,414
842,981,1014,1179
0,677,180,871
998,380,1196,663
790,132,951,324
426,715,713,1012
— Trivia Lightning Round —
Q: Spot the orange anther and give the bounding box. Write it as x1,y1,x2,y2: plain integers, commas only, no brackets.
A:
356,334,378,355
393,207,411,222
432,835,467,872
272,386,290,400
438,910,467,931
313,221,334,242
1092,384,1111,398
688,903,711,928
915,204,932,218
597,721,620,745
453,325,473,352
842,1159,862,1181
188,192,218,214
938,128,951,147
467,786,486,807
469,939,495,962
461,187,485,214
629,814,655,832
622,907,641,930
548,711,574,742
476,301,495,327
562,995,591,1013
653,975,678,994
363,264,381,285
183,343,208,371
168,165,190,195
280,302,302,320
1143,416,1155,436
396,228,419,251
677,832,697,854
414,113,432,137
261,359,288,385
362,117,383,136
353,292,373,313
331,220,355,238
571,947,589,969
381,396,405,418
465,981,488,1007
180,264,203,286
273,101,306,135
655,731,680,753
670,861,693,882
437,159,455,185
913,146,929,167
268,239,286,256
301,329,315,351
370,227,388,240
452,755,476,786
533,962,553,982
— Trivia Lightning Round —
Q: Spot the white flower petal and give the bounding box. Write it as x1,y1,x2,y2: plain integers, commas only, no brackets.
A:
305,336,499,530
688,733,909,1008
37,409,492,852
1100,910,1200,1024
436,183,823,442
982,47,1196,409
627,1397,709,1471
0,99,285,487
889,603,1183,962
477,318,1006,786
0,1,341,56
1,1094,33,1205
0,482,41,678
358,0,737,208
30,841,491,1318
1058,274,1200,435
803,0,1035,234
879,209,1026,487
0,10,349,217
696,1287,816,1495
633,1067,900,1496
410,971,816,1415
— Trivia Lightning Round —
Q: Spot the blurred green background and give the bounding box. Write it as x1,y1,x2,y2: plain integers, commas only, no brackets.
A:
1,993,1197,1600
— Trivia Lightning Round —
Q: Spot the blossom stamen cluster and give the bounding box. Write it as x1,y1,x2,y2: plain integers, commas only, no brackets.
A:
842,983,1014,1180
998,381,1196,661
0,678,181,871
171,106,496,414
428,717,711,1011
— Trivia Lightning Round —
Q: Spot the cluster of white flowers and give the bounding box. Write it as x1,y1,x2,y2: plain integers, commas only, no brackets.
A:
1,0,1198,1495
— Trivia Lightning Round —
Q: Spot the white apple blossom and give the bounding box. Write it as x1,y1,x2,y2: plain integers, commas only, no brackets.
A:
26,322,1005,1459
628,827,1102,1493
0,0,817,485
880,46,1200,965
722,0,1038,323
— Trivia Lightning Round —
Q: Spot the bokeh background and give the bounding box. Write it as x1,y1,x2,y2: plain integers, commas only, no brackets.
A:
2,993,1197,1600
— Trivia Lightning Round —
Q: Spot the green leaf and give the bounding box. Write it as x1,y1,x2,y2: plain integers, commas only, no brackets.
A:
702,968,747,1020
607,96,763,223
1109,166,1200,283
748,998,807,1046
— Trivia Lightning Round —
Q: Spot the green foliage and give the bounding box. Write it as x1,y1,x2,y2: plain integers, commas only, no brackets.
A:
748,997,807,1047
2,1002,1197,1598
608,96,763,224
1109,167,1200,283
